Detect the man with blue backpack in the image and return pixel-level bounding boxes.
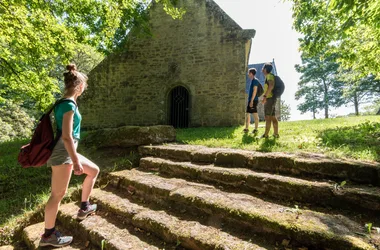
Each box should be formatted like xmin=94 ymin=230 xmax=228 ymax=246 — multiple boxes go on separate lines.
xmin=261 ymin=62 xmax=285 ymax=139
xmin=244 ymin=68 xmax=262 ymax=134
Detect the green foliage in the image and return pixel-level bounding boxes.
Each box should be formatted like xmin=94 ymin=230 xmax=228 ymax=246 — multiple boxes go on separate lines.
xmin=295 ymin=53 xmax=345 ymax=118
xmin=363 ymin=99 xmax=380 ymax=115
xmin=280 ymin=100 xmax=291 ymax=121
xmin=290 ymin=0 xmax=380 ymax=78
xmin=176 ymin=116 xmax=380 ymax=162
xmin=340 ymin=181 xmax=347 ymax=188
xmin=342 ymin=73 xmax=380 ymax=115
xmin=0 ymin=101 xmax=35 ymax=143
xmin=0 ymin=0 xmax=182 ymax=111
xmin=365 ymin=223 xmax=373 ymax=235
xmin=157 ymin=0 xmax=185 ymax=19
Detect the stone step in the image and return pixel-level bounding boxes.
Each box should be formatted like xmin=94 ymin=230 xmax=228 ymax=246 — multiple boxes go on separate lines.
xmin=139 ymin=144 xmax=380 ymax=186
xmin=139 ymin=157 xmax=380 ymax=213
xmin=57 ymin=203 xmax=160 ymax=250
xmin=108 ymin=169 xmax=376 ymax=250
xmin=90 ymin=188 xmax=269 ymax=250
xmin=0 ymin=246 xmax=14 ymax=250
xmin=22 ymin=222 xmax=91 ymax=249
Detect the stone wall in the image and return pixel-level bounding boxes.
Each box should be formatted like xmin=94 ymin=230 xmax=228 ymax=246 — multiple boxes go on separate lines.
xmin=80 ymin=0 xmax=255 ymax=129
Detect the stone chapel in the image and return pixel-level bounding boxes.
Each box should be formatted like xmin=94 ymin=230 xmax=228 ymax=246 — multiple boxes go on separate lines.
xmin=80 ymin=0 xmax=256 ymax=129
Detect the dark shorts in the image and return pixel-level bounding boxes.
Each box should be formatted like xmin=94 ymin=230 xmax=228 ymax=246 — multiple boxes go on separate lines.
xmin=246 ymin=100 xmax=258 ymax=114
xmin=264 ymin=97 xmax=277 ymax=116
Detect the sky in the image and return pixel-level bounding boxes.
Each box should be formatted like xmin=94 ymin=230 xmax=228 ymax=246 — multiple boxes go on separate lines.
xmin=213 ymin=0 xmax=356 ymax=120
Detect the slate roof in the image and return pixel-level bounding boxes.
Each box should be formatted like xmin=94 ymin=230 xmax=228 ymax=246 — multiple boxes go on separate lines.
xmin=246 ymin=60 xmax=278 ymax=93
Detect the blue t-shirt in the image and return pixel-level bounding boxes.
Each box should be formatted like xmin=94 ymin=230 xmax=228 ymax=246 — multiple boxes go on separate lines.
xmin=54 ymin=100 xmax=81 ymax=140
xmin=248 ymin=78 xmax=260 ymax=102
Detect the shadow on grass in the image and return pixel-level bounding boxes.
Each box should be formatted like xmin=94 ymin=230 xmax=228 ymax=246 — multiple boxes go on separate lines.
xmin=317 ymin=121 xmax=380 ymax=161
xmin=241 ymin=133 xmax=258 ymax=144
xmin=259 ymin=138 xmax=278 ymax=152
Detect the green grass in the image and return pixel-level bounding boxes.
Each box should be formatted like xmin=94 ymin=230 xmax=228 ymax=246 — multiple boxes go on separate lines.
xmin=0 ymin=115 xmax=379 ymax=245
xmin=0 ymin=139 xmax=87 ymax=245
xmin=0 ymin=138 xmax=135 ymax=245
xmin=176 ymin=116 xmax=380 ymax=162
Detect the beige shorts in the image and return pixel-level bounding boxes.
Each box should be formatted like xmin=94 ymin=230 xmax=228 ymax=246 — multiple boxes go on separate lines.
xmin=47 ymin=138 xmax=91 ymax=167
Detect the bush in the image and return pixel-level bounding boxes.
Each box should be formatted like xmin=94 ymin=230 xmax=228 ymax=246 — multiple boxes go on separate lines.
xmin=0 ymin=101 xmax=35 ymax=142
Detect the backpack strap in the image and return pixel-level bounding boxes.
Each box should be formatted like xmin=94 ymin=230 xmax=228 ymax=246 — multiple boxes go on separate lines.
xmin=46 ymin=99 xmax=77 ymax=116
xmin=265 ymin=73 xmax=275 ymax=84
xmin=46 ymin=99 xmax=78 ymax=144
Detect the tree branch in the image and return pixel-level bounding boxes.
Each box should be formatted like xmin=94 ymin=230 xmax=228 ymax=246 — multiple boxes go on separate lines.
xmin=0 ymin=57 xmax=26 ymax=85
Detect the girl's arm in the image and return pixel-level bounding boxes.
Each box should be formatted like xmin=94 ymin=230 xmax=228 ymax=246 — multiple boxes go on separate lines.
xmin=61 ymin=111 xmax=83 ymax=175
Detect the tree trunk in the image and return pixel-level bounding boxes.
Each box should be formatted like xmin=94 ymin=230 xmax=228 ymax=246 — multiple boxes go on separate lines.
xmin=377 ymin=107 xmax=380 ymax=115
xmin=322 ymin=79 xmax=329 ymax=118
xmin=353 ymin=91 xmax=359 ymax=116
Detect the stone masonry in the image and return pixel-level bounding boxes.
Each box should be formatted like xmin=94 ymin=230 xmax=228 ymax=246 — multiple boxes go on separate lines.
xmin=80 ymin=0 xmax=255 ymax=129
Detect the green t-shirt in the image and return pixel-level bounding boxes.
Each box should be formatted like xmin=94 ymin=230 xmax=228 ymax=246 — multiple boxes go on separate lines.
xmin=264 ymin=73 xmax=275 ymax=99
xmin=54 ymin=100 xmax=81 ymax=140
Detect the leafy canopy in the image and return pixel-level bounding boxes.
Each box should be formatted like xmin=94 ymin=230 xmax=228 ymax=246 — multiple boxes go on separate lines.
xmin=290 ymin=0 xmax=380 ymax=78
xmin=0 ymin=0 xmax=182 ymax=111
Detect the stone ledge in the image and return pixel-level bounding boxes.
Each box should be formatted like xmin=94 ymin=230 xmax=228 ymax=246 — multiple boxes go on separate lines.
xmin=139 ymin=157 xmax=380 ymax=213
xmin=90 ymin=189 xmax=266 ymax=250
xmin=22 ymin=222 xmax=85 ymax=249
xmin=0 ymin=246 xmax=14 ymax=250
xmin=83 ymin=125 xmax=176 ymax=148
xmin=58 ymin=203 xmax=158 ymax=250
xmin=109 ymin=169 xmax=375 ymax=250
xmin=139 ymin=144 xmax=380 ymax=186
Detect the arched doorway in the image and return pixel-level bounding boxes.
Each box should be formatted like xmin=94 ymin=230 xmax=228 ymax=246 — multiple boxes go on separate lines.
xmin=169 ymin=86 xmax=189 ymax=128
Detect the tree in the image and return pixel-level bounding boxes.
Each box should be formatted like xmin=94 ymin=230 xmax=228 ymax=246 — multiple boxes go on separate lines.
xmin=295 ymin=83 xmax=320 ymax=119
xmin=342 ymin=74 xmax=380 ymax=115
xmin=0 ymin=0 xmax=182 ymax=112
xmin=0 ymin=101 xmax=35 ymax=142
xmin=295 ymin=53 xmax=345 ymax=119
xmin=280 ymin=100 xmax=291 ymax=121
xmin=290 ymin=0 xmax=380 ymax=79
xmin=363 ymin=99 xmax=380 ymax=115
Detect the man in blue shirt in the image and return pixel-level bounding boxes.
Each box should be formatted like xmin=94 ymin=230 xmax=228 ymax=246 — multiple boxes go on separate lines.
xmin=244 ymin=68 xmax=260 ymax=134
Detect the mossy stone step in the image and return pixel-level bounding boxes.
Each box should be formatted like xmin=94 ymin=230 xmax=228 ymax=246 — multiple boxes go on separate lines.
xmin=57 ymin=203 xmax=159 ymax=250
xmin=139 ymin=157 xmax=380 ymax=212
xmin=139 ymin=145 xmax=380 ymax=185
xmin=109 ymin=169 xmax=375 ymax=250
xmin=0 ymin=246 xmax=14 ymax=250
xmin=22 ymin=222 xmax=90 ymax=249
xmin=90 ymin=188 xmax=268 ymax=250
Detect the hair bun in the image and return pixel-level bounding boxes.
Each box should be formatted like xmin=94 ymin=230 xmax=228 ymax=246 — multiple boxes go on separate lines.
xmin=66 ymin=64 xmax=77 ymax=71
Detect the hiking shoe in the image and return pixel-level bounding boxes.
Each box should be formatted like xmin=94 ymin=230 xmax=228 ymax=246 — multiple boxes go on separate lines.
xmin=77 ymin=204 xmax=97 ymax=221
xmin=252 ymin=129 xmax=258 ymax=134
xmin=273 ymin=134 xmax=280 ymax=138
xmin=39 ymin=231 xmax=73 ymax=247
xmin=243 ymin=128 xmax=249 ymax=133
xmin=260 ymin=134 xmax=269 ymax=139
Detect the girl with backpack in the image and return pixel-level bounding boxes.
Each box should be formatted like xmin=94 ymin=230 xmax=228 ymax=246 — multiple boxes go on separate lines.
xmin=39 ymin=64 xmax=100 ymax=247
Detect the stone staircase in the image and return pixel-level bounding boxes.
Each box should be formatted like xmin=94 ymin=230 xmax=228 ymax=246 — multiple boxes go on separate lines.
xmin=20 ymin=144 xmax=380 ymax=249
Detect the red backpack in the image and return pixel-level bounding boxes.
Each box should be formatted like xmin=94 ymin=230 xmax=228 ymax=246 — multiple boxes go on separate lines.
xmin=18 ymin=99 xmax=76 ymax=168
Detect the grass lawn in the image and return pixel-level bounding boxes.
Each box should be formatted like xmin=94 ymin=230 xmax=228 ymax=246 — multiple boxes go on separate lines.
xmin=177 ymin=116 xmax=380 ymax=162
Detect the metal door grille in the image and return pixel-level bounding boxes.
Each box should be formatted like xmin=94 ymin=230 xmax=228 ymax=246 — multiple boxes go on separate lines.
xmin=169 ymin=86 xmax=189 ymax=128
